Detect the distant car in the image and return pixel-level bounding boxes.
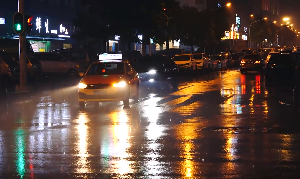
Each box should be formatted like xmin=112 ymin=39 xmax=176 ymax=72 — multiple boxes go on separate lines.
xmin=78 ymin=59 xmax=139 ymax=107
xmin=240 ymin=54 xmax=264 ymax=73
xmin=209 ymin=55 xmax=224 ymax=70
xmin=265 ymin=53 xmax=300 ymax=79
xmin=0 ymin=52 xmax=20 ymax=81
xmin=210 ymin=55 xmax=227 ymax=70
xmin=192 ymin=53 xmax=205 ymax=69
xmin=133 ymin=55 xmax=177 ymax=82
xmin=11 ymin=53 xmax=42 ymax=77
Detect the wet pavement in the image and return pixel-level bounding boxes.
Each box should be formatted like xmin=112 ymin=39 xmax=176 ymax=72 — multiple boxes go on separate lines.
xmin=1 ymin=69 xmax=300 ymax=178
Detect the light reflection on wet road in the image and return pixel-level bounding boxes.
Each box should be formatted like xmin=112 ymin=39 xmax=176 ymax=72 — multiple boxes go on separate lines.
xmin=1 ymin=69 xmax=300 ymax=178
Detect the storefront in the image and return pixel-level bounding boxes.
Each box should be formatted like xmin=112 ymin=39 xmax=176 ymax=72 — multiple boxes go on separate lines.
xmin=0 ymin=14 xmax=75 ymax=52
xmin=28 ymin=15 xmax=74 ymax=51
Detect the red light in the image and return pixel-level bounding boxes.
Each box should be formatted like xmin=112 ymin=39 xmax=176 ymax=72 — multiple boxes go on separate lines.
xmin=163 ymin=8 xmax=166 ymax=11
xmin=241 ymin=60 xmax=245 ymax=64
xmin=102 ymin=69 xmax=105 ymax=72
xmin=27 ymin=16 xmax=33 ymax=24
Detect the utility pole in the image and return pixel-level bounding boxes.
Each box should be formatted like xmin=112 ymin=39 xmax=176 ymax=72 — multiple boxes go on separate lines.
xmin=19 ymin=0 xmax=27 ymax=87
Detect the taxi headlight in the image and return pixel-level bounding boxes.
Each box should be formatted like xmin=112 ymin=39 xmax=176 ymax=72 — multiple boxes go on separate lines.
xmin=113 ymin=81 xmax=126 ymax=87
xmin=78 ymin=83 xmax=87 ymax=89
xmin=147 ymin=69 xmax=156 ymax=74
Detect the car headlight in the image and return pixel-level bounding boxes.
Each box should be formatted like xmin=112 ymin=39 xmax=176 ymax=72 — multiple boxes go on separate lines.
xmin=113 ymin=81 xmax=126 ymax=87
xmin=78 ymin=83 xmax=87 ymax=89
xmin=147 ymin=69 xmax=156 ymax=74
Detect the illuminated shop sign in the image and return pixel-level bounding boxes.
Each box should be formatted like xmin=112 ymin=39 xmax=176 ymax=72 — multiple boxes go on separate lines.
xmin=0 ymin=18 xmax=5 ymax=24
xmin=35 ymin=16 xmax=70 ymax=36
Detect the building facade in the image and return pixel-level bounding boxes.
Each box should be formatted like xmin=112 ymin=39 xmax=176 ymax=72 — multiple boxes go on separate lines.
xmin=0 ymin=0 xmax=82 ymax=52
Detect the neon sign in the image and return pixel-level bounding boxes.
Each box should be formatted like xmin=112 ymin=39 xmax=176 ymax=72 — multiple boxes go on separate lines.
xmin=45 ymin=19 xmax=49 ymax=33
xmin=36 ymin=17 xmax=41 ymax=33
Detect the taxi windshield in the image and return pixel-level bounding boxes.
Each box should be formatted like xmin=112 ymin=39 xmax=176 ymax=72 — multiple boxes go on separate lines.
xmin=87 ymin=62 xmax=124 ymax=75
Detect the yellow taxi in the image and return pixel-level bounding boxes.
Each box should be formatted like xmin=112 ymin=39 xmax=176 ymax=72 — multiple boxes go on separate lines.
xmin=78 ymin=59 xmax=139 ymax=107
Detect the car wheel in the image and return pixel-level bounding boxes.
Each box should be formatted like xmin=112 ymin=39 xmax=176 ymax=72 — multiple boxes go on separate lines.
xmin=79 ymin=101 xmax=86 ymax=108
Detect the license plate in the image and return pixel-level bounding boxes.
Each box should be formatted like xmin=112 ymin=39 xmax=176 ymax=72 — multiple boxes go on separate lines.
xmin=93 ymin=90 xmax=106 ymax=95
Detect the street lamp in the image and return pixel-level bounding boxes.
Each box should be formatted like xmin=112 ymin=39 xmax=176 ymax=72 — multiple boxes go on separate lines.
xmin=283 ymin=17 xmax=290 ymax=21
xmin=250 ymin=14 xmax=254 ymax=17
xmin=273 ymin=21 xmax=277 ymax=23
xmin=263 ymin=17 xmax=267 ymax=20
xmin=226 ymin=2 xmax=231 ymax=7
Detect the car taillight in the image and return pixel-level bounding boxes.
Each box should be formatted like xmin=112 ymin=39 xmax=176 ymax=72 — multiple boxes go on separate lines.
xmin=241 ymin=60 xmax=245 ymax=64
xmin=255 ymin=60 xmax=260 ymax=63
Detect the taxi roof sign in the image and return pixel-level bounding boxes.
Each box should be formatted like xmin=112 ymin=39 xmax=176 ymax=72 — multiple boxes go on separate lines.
xmin=99 ymin=53 xmax=122 ymax=60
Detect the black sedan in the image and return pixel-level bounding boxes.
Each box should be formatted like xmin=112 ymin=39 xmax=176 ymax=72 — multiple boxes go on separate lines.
xmin=265 ymin=53 xmax=300 ymax=79
xmin=132 ymin=55 xmax=177 ymax=82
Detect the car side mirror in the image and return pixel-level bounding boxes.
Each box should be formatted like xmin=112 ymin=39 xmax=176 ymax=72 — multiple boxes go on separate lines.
xmin=79 ymin=72 xmax=84 ymax=77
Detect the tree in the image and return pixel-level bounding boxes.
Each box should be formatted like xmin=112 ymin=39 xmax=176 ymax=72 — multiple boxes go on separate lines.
xmin=73 ymin=0 xmax=117 ymax=53
xmin=249 ymin=15 xmax=278 ymax=45
xmin=278 ymin=26 xmax=297 ymax=46
xmin=177 ymin=6 xmax=203 ymax=53
xmin=155 ymin=0 xmax=181 ymax=49
xmin=206 ymin=6 xmax=230 ymax=45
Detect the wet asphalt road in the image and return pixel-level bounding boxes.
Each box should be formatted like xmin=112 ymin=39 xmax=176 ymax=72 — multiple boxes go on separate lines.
xmin=1 ymin=69 xmax=300 ymax=179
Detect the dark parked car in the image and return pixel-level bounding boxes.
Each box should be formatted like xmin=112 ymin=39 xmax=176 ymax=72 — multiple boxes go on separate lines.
xmin=133 ymin=55 xmax=177 ymax=82
xmin=240 ymin=54 xmax=264 ymax=73
xmin=265 ymin=53 xmax=300 ymax=79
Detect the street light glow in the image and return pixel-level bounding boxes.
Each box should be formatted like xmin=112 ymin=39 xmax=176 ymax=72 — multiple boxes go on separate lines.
xmin=273 ymin=21 xmax=277 ymax=23
xmin=263 ymin=17 xmax=267 ymax=20
xmin=283 ymin=17 xmax=290 ymax=21
xmin=250 ymin=14 xmax=254 ymax=17
xmin=226 ymin=2 xmax=231 ymax=7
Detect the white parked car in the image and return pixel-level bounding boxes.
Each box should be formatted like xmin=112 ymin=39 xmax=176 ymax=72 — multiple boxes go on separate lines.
xmin=173 ymin=54 xmax=196 ymax=71
xmin=34 ymin=52 xmax=79 ymax=76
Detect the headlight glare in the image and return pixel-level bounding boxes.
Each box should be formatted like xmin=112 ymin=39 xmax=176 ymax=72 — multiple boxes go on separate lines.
xmin=113 ymin=81 xmax=126 ymax=87
xmin=78 ymin=83 xmax=87 ymax=89
xmin=147 ymin=69 xmax=156 ymax=74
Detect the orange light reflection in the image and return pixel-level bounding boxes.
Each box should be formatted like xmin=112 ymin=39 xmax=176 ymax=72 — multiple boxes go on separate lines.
xmin=74 ymin=112 xmax=92 ymax=173
xmin=110 ymin=111 xmax=133 ymax=175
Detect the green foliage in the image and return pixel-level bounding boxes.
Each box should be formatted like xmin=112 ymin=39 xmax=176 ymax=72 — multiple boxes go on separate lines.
xmin=177 ymin=5 xmax=230 ymax=49
xmin=73 ymin=0 xmax=231 ymax=51
xmin=249 ymin=14 xmax=296 ymax=46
